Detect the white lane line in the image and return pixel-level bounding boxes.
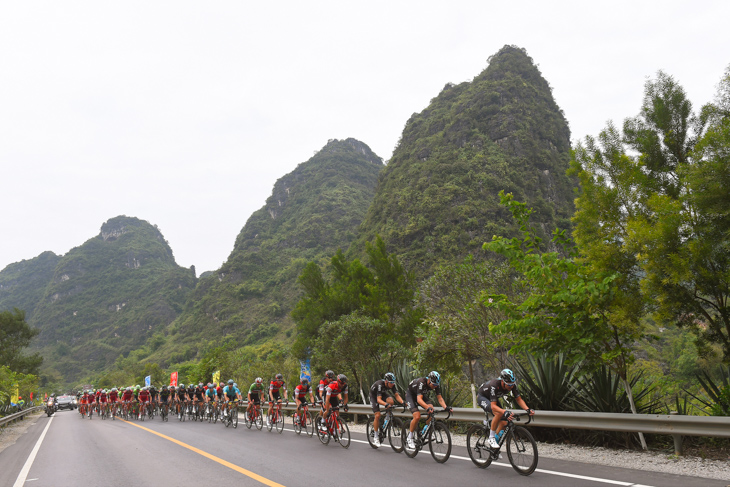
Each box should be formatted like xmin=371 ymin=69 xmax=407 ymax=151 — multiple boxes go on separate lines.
xmin=13 ymin=415 xmax=54 ymax=487
xmin=281 ymin=427 xmax=654 ymax=486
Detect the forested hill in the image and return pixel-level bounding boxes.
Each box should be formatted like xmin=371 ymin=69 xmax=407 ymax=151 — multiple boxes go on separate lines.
xmin=355 ymin=45 xmax=576 ymax=276
xmin=0 ymin=251 xmax=60 ymax=322
xmin=25 ymin=216 xmax=196 ymax=382
xmin=159 ymin=138 xmax=383 ymax=360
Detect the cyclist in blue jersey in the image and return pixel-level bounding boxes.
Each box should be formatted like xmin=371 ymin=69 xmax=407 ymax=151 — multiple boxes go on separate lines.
xmin=222 ymin=379 xmax=239 ymax=418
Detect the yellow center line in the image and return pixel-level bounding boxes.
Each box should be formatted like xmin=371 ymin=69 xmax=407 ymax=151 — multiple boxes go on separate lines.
xmin=121 ymin=419 xmax=285 ymax=487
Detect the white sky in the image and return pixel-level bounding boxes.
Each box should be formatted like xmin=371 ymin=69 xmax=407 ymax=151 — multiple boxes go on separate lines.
xmin=1 ymin=1 xmax=728 ymax=274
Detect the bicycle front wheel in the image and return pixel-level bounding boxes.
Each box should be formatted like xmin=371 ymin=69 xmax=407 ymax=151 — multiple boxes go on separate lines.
xmin=429 ymin=421 xmax=452 ymax=463
xmin=402 ymin=424 xmax=419 ymax=458
xmin=245 ymin=409 xmax=253 ymax=429
xmin=336 ymin=420 xmax=350 ymax=449
xmin=293 ymin=413 xmax=302 ymax=435
xmin=506 ymin=425 xmax=538 ymax=476
xmin=232 ymin=409 xmax=238 ymax=428
xmin=255 ymin=411 xmax=263 ymax=430
xmin=366 ymin=418 xmax=377 ymax=449
xmin=317 ymin=417 xmax=330 ymax=445
xmin=304 ymin=411 xmax=315 ymax=437
xmin=275 ymin=412 xmax=284 ymax=434
xmin=466 ymin=424 xmax=493 ymax=468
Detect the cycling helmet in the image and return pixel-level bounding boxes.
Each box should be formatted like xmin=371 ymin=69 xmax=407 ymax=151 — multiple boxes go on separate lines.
xmin=111 ymin=388 xmax=117 ymax=392
xmin=428 ymin=371 xmax=441 ymax=386
xmin=337 ymin=374 xmax=348 ymax=384
xmin=227 ymin=379 xmax=234 ymax=385
xmin=275 ymin=373 xmax=283 ymax=381
xmin=301 ymin=378 xmax=309 ymax=386
xmin=255 ymin=377 xmax=263 ymax=384
xmin=384 ymin=372 xmax=396 ymax=383
xmin=325 ymin=370 xmax=335 ymax=380
xmin=135 ymin=385 xmax=140 ymax=389
xmin=219 ymin=382 xmax=225 ymax=387
xmin=179 ymin=383 xmax=185 ymax=388
xmin=500 ymin=368 xmax=516 ymax=385
xmin=198 ymin=383 xmax=203 ymax=387
xmin=207 ymin=383 xmax=213 ymax=388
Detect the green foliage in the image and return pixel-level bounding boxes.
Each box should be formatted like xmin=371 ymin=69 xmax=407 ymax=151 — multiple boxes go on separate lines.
xmin=484 ymin=192 xmax=643 ymax=382
xmin=356 ymin=45 xmax=576 ymax=277
xmin=0 ymin=308 xmax=43 ymax=375
xmin=417 ymin=255 xmax=517 ymax=381
xmin=691 ymin=366 xmax=730 ymax=416
xmin=511 ymin=353 xmax=580 ymax=412
xmin=0 ymin=366 xmax=38 ymax=411
xmin=571 ymin=68 xmax=730 ymax=361
xmin=0 ymin=251 xmax=60 ymax=322
xmin=292 ymin=236 xmax=420 ymax=359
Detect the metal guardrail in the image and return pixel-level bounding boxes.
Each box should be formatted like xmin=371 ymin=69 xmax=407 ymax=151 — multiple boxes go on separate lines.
xmin=0 ymin=406 xmax=43 ymax=428
xmin=251 ymin=402 xmax=730 ymax=438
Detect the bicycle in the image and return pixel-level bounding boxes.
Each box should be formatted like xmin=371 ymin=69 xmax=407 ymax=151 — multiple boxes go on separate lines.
xmin=367 ymin=404 xmax=406 ymax=452
xmin=293 ymin=401 xmax=315 ymax=437
xmin=205 ymin=402 xmax=217 ymax=423
xmin=178 ymin=400 xmax=187 ymax=422
xmin=317 ymin=405 xmax=350 ymax=448
xmin=267 ymin=401 xmax=286 ymax=434
xmin=223 ymin=400 xmax=239 ymax=428
xmin=401 ymin=408 xmax=452 ymax=463
xmin=159 ymin=401 xmax=169 ymax=422
xmin=245 ymin=403 xmax=264 ymax=430
xmin=467 ymin=412 xmax=538 ymax=476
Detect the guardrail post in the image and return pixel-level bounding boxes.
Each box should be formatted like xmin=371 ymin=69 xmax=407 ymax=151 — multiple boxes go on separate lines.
xmin=669 ymin=411 xmax=683 ymax=456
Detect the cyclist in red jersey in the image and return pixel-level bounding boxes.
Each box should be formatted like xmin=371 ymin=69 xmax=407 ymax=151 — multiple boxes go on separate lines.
xmin=320 ymin=374 xmax=349 ymax=433
xmin=138 ymin=387 xmax=151 ymax=419
xmin=293 ymin=378 xmax=315 ymax=426
xmin=267 ymin=373 xmax=287 ymax=428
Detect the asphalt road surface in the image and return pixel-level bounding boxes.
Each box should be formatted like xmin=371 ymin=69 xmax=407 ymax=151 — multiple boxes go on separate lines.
xmin=1 ymin=409 xmax=725 ymax=487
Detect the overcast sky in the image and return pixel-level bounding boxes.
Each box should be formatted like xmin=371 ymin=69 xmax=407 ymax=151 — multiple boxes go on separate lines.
xmin=1 ymin=1 xmax=728 ymax=274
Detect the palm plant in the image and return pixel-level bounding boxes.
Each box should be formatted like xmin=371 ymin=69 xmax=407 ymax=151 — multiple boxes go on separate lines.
xmin=690 ymin=366 xmax=730 ymax=416
xmin=511 ymin=353 xmax=580 ymax=411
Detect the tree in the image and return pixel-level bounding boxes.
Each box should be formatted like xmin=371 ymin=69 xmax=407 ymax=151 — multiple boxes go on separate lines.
xmin=417 ymin=256 xmax=517 ymax=406
xmin=0 ymin=309 xmax=43 ymax=375
xmin=571 ymin=69 xmax=730 ymax=362
xmin=484 ymin=192 xmax=648 ymax=448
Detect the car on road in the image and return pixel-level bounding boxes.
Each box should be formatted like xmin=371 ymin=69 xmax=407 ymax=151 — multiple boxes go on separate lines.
xmin=56 ymin=395 xmax=76 ymax=410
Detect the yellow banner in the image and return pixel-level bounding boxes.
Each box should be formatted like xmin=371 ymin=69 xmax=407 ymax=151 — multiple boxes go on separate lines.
xmin=212 ymin=370 xmax=220 ymax=385
xmin=12 ymin=384 xmax=19 ymax=404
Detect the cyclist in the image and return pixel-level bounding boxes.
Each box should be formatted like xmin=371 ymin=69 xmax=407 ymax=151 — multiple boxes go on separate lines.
xmin=222 ymin=380 xmax=238 ymax=418
xmin=293 ymin=378 xmax=315 ymax=426
xmin=405 ymin=371 xmax=451 ymax=449
xmin=216 ymin=382 xmax=225 ymax=403
xmin=317 ymin=370 xmax=335 ymax=403
xmin=158 ymin=385 xmax=172 ymax=415
xmin=121 ymin=387 xmax=134 ymax=416
xmin=204 ymin=382 xmax=218 ymax=417
xmin=138 ymin=387 xmax=151 ymax=419
xmin=98 ymin=389 xmax=108 ymax=415
xmin=267 ymin=374 xmax=287 ymax=428
xmin=478 ymin=368 xmax=534 ymax=449
xmin=320 ymin=374 xmax=349 ymax=434
xmin=247 ymin=377 xmax=265 ymax=419
xmin=148 ymin=384 xmax=158 ymax=406
xmin=370 ymin=372 xmax=405 ymax=448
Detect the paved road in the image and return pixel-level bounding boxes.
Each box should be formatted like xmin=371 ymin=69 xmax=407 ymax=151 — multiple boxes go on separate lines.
xmin=1 ymin=409 xmax=725 ymax=487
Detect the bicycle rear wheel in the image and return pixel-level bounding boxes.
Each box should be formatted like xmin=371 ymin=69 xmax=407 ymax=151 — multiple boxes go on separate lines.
xmin=317 ymin=417 xmax=330 ymax=445
xmin=366 ymin=418 xmax=378 ymax=449
xmin=255 ymin=410 xmax=263 ymax=430
xmin=232 ymin=408 xmax=238 ymax=428
xmin=429 ymin=420 xmax=452 ymax=463
xmin=388 ymin=417 xmax=404 ymax=453
xmin=466 ymin=424 xmax=493 ymax=468
xmin=402 ymin=424 xmax=419 ymax=458
xmin=506 ymin=425 xmax=538 ymax=476
xmin=293 ymin=413 xmax=302 ymax=435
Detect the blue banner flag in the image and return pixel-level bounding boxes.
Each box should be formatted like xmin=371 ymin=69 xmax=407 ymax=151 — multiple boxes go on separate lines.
xmin=145 ymin=375 xmax=151 ymax=387
xmin=300 ymin=359 xmax=311 ymax=382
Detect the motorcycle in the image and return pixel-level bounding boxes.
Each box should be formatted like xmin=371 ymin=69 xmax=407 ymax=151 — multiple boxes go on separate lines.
xmin=46 ymin=399 xmax=56 ymax=417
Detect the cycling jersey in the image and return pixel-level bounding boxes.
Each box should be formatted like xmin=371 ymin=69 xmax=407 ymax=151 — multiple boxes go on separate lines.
xmin=293 ymin=384 xmax=311 ymax=401
xmin=370 ymin=379 xmax=394 ymax=413
xmin=121 ymin=390 xmax=133 ymax=401
xmin=317 ymin=378 xmax=331 ymax=400
xmin=139 ymin=391 xmax=150 ymax=402
xmin=478 ymin=379 xmax=521 ymax=403
xmin=159 ymin=390 xmax=171 ymax=401
xmin=325 ymin=381 xmax=348 ymax=397
xmin=222 ymin=385 xmax=238 ymax=399
xmin=187 ymin=387 xmax=196 ymax=399
xmin=194 ymin=387 xmax=205 ymax=400
xmin=109 ymin=391 xmax=119 ymax=402
xmin=99 ymin=393 xmax=108 ymax=403
xmin=205 ymin=388 xmax=217 ymax=399
xmin=269 ymin=380 xmax=285 ymax=393
xmin=216 ymin=386 xmax=223 ymax=398
xmin=248 ymin=383 xmax=265 ymax=395
xmin=407 ymin=377 xmax=441 ymax=399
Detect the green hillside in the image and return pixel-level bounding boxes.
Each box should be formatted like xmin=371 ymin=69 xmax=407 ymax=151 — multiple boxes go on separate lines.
xmin=28 ymin=216 xmax=196 ymax=382
xmin=157 ymin=138 xmax=384 ymax=362
xmin=355 ymin=45 xmax=576 ymax=275
xmin=0 ymin=251 xmax=60 ymax=321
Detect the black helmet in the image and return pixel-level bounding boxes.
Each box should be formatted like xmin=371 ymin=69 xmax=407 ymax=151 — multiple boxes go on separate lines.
xmin=325 ymin=370 xmax=335 ymax=380
xmin=337 ymin=374 xmax=347 ymax=384
xmin=500 ymin=368 xmax=516 ymax=385
xmin=301 ymin=378 xmax=309 ymax=386
xmin=275 ymin=373 xmax=283 ymax=381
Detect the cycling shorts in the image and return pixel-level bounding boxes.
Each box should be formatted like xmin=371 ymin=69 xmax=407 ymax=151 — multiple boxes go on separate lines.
xmin=271 ymin=391 xmax=282 ymax=401
xmin=405 ymin=390 xmax=432 ymax=413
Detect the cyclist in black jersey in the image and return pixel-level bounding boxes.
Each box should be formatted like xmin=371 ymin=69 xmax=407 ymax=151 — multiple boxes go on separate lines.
xmin=477 ymin=368 xmax=534 ymax=449
xmin=405 ymin=371 xmax=451 ymax=449
xmin=369 ymin=372 xmax=404 ymax=448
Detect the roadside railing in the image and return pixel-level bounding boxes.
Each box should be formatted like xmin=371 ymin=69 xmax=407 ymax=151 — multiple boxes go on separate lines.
xmin=237 ymin=401 xmax=730 ymax=455
xmin=0 ymin=406 xmax=43 ymax=428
